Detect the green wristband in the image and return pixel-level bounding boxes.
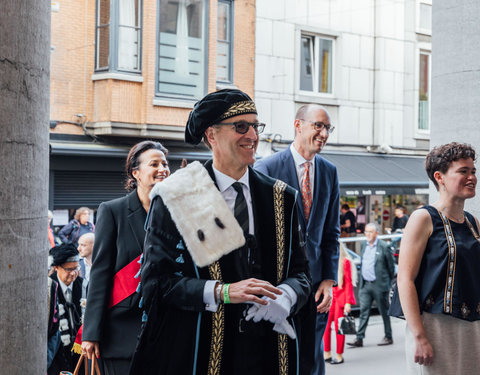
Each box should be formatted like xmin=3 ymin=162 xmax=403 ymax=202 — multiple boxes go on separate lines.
xmin=223 ymin=283 xmax=231 ymax=304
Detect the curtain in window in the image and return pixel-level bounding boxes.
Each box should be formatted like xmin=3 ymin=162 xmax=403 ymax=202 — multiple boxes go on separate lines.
xmin=157 ymin=0 xmax=204 ymax=98
xmin=118 ymin=0 xmax=138 ymax=70
xmin=175 ymin=0 xmax=189 ymax=76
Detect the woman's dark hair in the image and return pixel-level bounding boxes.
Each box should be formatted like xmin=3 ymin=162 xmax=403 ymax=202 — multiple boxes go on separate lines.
xmin=125 ymin=141 xmax=168 ymax=191
xmin=341 ymin=203 xmax=350 ymax=211
xmin=425 ymin=142 xmax=476 ymax=190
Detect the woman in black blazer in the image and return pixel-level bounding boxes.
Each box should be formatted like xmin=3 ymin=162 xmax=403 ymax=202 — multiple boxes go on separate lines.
xmin=81 ymin=141 xmax=170 ymax=374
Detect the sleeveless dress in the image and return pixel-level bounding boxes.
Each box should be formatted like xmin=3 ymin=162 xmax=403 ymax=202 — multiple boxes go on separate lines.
xmin=406 ymin=205 xmax=480 ymax=374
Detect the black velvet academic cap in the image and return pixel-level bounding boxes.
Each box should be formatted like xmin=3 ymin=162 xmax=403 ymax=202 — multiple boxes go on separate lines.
xmin=50 ymin=243 xmax=80 ymax=266
xmin=185 ymin=89 xmax=257 ymax=145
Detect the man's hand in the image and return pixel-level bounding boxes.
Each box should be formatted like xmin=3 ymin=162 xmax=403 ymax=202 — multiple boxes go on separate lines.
xmin=315 ymin=280 xmax=335 ymax=313
xmin=224 ymin=278 xmax=282 ymax=305
xmin=82 ymin=341 xmax=100 ymax=360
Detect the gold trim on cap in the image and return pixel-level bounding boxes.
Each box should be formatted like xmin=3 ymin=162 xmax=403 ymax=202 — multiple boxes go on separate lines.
xmin=218 ymin=101 xmax=257 ymax=121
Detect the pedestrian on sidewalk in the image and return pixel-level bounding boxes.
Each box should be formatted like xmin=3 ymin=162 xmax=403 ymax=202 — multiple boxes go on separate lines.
xmin=396 ymin=142 xmax=480 ymax=374
xmin=347 ymin=222 xmax=395 ymax=348
xmin=324 ymin=243 xmax=356 ymax=364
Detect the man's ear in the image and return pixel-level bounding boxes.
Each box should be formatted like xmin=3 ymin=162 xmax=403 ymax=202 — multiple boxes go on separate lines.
xmin=205 ymin=127 xmax=216 ymax=146
xmin=294 ymin=119 xmax=302 ymax=134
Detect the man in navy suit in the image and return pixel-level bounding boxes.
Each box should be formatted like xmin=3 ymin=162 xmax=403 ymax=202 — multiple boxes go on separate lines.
xmin=255 ymin=104 xmax=340 ymax=375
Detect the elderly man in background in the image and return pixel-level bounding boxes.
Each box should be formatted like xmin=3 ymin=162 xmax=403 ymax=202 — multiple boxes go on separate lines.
xmin=347 ymin=223 xmax=395 ymax=348
xmin=78 ymin=232 xmax=94 ymax=282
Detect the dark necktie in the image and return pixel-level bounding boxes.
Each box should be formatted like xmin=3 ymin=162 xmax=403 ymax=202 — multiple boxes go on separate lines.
xmin=232 ymin=182 xmax=249 ymax=234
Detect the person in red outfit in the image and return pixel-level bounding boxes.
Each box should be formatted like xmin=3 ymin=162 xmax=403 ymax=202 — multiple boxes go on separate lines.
xmin=323 ymin=243 xmax=357 ymax=364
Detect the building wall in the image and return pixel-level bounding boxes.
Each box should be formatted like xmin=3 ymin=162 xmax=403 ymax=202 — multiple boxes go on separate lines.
xmin=431 ymin=0 xmax=480 ymax=215
xmin=50 ymin=0 xmax=256 ymax=139
xmin=255 ymin=0 xmax=431 ymax=153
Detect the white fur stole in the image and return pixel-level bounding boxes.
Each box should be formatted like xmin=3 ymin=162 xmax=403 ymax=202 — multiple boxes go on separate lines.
xmin=149 ymin=161 xmax=245 ymax=268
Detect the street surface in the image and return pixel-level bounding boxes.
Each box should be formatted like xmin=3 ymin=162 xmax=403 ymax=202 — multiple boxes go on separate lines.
xmin=325 ymin=315 xmax=407 ymax=375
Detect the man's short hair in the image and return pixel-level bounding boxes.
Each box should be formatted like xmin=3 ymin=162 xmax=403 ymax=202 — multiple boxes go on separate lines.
xmin=78 ymin=232 xmax=95 ymax=244
xmin=365 ymin=222 xmax=379 ymax=233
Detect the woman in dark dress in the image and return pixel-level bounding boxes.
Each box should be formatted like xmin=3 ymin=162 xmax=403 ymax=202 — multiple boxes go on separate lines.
xmin=397 ymin=142 xmax=480 ymax=374
xmin=81 ymin=141 xmax=170 ymax=374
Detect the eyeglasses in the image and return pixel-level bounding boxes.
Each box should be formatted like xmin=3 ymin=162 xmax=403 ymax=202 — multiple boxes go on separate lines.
xmin=299 ymin=119 xmax=335 ymax=134
xmin=215 ymin=121 xmax=266 ymax=134
xmin=60 ymin=265 xmax=80 ymax=273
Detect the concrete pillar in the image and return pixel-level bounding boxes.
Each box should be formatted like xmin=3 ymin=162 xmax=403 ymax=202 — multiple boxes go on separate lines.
xmin=431 ymin=1 xmax=480 ymax=214
xmin=0 ymin=0 xmax=50 ymax=372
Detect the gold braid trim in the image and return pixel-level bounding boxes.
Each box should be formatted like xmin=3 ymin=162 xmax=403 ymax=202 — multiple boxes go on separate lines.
xmin=217 ymin=101 xmax=257 ymax=121
xmin=207 ymin=261 xmax=224 ymax=375
xmin=273 ymin=180 xmax=288 ymax=375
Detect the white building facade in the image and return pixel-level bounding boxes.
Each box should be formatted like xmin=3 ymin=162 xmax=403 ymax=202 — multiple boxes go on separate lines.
xmin=255 ymin=0 xmax=433 ymax=230
xmin=255 ymin=0 xmax=432 ymax=154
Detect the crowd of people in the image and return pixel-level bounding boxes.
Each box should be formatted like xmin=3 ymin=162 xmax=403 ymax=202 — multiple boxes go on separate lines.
xmin=45 ymin=88 xmax=477 ymax=375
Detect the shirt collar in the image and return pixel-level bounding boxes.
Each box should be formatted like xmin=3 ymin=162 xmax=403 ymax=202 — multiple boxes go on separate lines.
xmin=212 ymin=165 xmax=250 ymax=193
xmin=290 ymin=144 xmax=315 ymax=167
xmin=57 ymin=277 xmax=72 ymax=295
xmin=367 ymin=238 xmax=378 ymax=248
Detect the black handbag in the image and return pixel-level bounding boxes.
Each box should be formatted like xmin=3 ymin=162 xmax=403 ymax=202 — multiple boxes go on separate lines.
xmin=337 ymin=314 xmax=357 ymax=335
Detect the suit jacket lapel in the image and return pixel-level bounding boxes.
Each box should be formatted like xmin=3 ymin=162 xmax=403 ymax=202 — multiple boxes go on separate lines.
xmin=127 ymin=190 xmax=147 ymax=253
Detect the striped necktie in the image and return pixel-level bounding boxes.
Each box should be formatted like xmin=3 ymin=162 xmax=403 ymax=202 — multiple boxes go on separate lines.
xmin=302 ymin=161 xmax=312 ymax=222
xmin=232 ymin=182 xmax=249 ymax=234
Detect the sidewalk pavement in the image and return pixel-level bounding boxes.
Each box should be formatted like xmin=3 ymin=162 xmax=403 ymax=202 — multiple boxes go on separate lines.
xmin=325 ymin=315 xmax=407 ymax=375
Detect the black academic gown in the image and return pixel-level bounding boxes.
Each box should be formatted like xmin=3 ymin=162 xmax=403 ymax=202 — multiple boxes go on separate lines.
xmin=48 ymin=274 xmax=84 ymax=375
xmin=130 ymin=162 xmax=314 ymax=375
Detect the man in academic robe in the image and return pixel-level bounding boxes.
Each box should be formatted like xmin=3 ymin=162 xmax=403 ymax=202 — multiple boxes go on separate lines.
xmin=48 ymin=243 xmax=87 ymax=375
xmin=130 ymin=89 xmax=314 ymax=375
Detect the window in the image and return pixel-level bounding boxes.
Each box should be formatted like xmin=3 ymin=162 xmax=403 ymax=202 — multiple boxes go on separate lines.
xmin=95 ymin=0 xmax=142 ymax=73
xmin=418 ymin=52 xmax=430 ymax=131
xmin=299 ymin=34 xmax=333 ymax=94
xmin=216 ymin=0 xmax=233 ymax=83
xmin=156 ymin=0 xmax=206 ymax=99
xmin=417 ymin=0 xmax=432 ymax=35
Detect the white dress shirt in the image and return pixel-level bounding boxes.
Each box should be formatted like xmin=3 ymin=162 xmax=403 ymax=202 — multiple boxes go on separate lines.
xmin=290 ymin=144 xmax=315 ymax=192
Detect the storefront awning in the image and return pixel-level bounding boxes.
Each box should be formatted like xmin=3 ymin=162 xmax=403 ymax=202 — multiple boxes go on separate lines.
xmin=321 ymin=152 xmax=429 ymax=196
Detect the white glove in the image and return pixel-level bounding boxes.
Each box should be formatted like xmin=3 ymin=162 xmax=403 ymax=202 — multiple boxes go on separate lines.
xmin=245 ymin=286 xmax=293 ymax=324
xmin=273 ymin=320 xmax=296 ymax=340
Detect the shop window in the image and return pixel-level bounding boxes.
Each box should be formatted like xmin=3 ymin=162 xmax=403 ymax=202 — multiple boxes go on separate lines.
xmin=418 ymin=52 xmax=430 ymax=131
xmin=156 ymin=0 xmax=206 ymax=99
xmin=95 ymin=0 xmax=142 ymax=73
xmin=299 ymin=34 xmax=333 ymax=94
xmin=216 ymin=0 xmax=233 ymax=83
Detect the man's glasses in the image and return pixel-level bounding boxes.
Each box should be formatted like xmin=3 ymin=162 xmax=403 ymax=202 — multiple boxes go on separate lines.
xmin=60 ymin=265 xmax=80 ymax=273
xmin=299 ymin=119 xmax=335 ymax=134
xmin=215 ymin=121 xmax=266 ymax=134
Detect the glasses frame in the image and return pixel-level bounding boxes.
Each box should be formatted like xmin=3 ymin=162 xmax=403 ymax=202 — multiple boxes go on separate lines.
xmin=59 ymin=265 xmax=81 ymax=273
xmin=299 ymin=119 xmax=335 ymax=134
xmin=215 ymin=121 xmax=266 ymax=135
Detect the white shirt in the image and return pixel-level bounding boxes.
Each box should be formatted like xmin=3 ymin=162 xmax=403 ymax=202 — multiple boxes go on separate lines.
xmin=212 ymin=166 xmax=254 ymax=235
xmin=290 ymin=144 xmax=315 ymax=193
xmin=204 ymin=167 xmax=254 ymax=312
xmin=57 ymin=278 xmax=73 ymax=303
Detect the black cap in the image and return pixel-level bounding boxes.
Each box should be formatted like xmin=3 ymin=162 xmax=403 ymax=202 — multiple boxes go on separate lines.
xmin=185 ymin=89 xmax=257 ymax=145
xmin=49 ymin=243 xmax=80 ymax=266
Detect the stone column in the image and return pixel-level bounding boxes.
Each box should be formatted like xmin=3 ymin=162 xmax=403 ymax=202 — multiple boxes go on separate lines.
xmin=0 ymin=0 xmax=50 ymax=372
xmin=431 ymin=1 xmax=480 ymax=214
